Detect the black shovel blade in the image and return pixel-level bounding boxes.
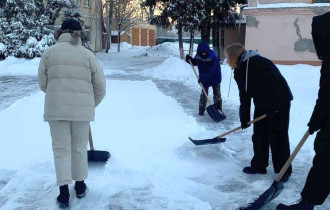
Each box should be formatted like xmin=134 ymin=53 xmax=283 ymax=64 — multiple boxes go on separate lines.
xmin=206 ymin=104 xmax=226 ymax=122
xmin=88 ymin=150 xmax=111 ymax=162
xmin=189 ymin=136 xmax=226 ymax=145
xmin=239 ymin=181 xmax=284 ymax=210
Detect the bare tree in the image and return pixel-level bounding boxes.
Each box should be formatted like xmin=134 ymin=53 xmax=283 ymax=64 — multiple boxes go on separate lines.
xmin=113 ymin=0 xmax=140 ymax=52
xmin=104 ymin=0 xmax=114 ymax=53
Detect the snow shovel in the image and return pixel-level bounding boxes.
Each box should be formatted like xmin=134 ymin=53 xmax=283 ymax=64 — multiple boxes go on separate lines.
xmin=239 ymin=129 xmax=310 ymax=210
xmin=189 ymin=114 xmax=267 ymax=145
xmin=188 ymin=59 xmax=226 ymax=122
xmin=87 ymin=126 xmax=111 ymax=162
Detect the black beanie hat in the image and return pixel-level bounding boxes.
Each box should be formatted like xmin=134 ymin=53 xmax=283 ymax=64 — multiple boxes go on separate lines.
xmin=61 ymin=19 xmax=82 ymax=31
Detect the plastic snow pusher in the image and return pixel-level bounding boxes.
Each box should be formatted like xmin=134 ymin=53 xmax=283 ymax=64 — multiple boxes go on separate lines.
xmin=87 ymin=126 xmax=110 ymax=162
xmin=189 ymin=114 xmax=267 ymax=145
xmin=239 ymin=129 xmax=310 ymax=210
xmin=188 ymin=59 xmax=226 ymax=122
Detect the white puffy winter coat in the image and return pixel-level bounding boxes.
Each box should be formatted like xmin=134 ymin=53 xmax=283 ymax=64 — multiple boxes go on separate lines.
xmin=38 ymin=33 xmax=106 ymax=121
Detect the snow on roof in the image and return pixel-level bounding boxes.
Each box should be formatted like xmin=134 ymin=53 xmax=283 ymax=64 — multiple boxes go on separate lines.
xmin=246 ymin=3 xmax=330 ymax=9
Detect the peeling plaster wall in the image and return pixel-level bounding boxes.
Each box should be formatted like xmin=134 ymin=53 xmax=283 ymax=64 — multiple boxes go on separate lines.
xmin=244 ymin=7 xmax=330 ymax=64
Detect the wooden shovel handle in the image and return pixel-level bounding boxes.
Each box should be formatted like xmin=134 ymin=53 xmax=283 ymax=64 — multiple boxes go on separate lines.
xmin=275 ymin=129 xmax=310 ymax=182
xmin=217 ymin=114 xmax=267 ymax=138
xmin=89 ymin=125 xmax=94 ymax=150
xmin=188 ymin=59 xmax=213 ymax=105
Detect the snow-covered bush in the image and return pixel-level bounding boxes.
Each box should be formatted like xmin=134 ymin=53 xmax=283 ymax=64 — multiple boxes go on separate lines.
xmin=0 ymin=0 xmax=75 ymax=60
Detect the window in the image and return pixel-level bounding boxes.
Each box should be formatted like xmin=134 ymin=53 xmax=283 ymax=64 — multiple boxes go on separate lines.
xmin=85 ymin=26 xmax=91 ymax=43
xmin=313 ymin=0 xmax=329 ymax=3
xmin=84 ymin=0 xmax=90 ymax=7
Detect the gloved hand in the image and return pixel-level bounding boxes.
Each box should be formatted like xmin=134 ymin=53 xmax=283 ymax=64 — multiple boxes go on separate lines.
xmin=266 ymin=110 xmax=279 ymax=118
xmin=186 ymin=54 xmax=193 ymax=63
xmin=239 ymin=105 xmax=250 ymax=130
xmin=308 ymin=111 xmax=322 ymax=135
xmin=241 ymin=122 xmax=250 ymax=130
xmin=308 ymin=128 xmax=315 ymax=135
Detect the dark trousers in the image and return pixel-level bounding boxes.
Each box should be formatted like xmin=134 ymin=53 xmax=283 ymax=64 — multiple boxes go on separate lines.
xmin=251 ymin=102 xmax=292 ymax=174
xmin=301 ymin=120 xmax=330 ymax=205
xmin=199 ymin=84 xmax=222 ymax=110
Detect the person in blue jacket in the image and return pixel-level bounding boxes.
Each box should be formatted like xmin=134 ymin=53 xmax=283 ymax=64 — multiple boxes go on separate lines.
xmin=185 ymin=42 xmax=222 ymax=115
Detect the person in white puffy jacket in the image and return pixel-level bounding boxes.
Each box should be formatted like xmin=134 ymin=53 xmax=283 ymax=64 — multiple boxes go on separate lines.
xmin=38 ymin=18 xmax=106 ymax=208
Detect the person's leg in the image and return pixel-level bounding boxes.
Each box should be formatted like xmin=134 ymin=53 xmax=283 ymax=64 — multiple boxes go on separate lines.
xmin=270 ymin=101 xmax=292 ymax=176
xmin=49 ymin=121 xmax=72 ymax=186
xmin=71 ymin=121 xmax=89 ymax=198
xmin=199 ymin=87 xmax=209 ymax=115
xmin=48 ymin=121 xmax=71 ymax=207
xmin=301 ymin=123 xmax=330 ymax=205
xmin=247 ymin=109 xmax=269 ymax=173
xmin=277 ymin=121 xmax=330 ymax=209
xmin=212 ymin=84 xmax=222 ymax=110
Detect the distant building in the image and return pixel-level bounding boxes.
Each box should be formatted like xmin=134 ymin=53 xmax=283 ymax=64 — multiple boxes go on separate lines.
xmin=43 ymin=0 xmax=156 ymax=52
xmin=243 ymin=0 xmax=330 ymax=65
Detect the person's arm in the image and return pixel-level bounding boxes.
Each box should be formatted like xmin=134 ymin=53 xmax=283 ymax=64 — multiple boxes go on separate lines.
xmin=38 ymin=52 xmax=48 ymax=93
xmin=90 ymin=55 xmax=106 ymax=107
xmin=239 ymin=91 xmax=252 ymax=129
xmin=308 ymin=67 xmax=330 ymax=134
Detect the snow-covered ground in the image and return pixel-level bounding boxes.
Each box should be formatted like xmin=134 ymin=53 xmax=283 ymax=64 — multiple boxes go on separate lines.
xmin=0 ymin=42 xmax=328 ymax=209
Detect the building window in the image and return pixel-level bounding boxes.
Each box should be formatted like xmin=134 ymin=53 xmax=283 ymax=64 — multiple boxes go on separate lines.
xmin=84 ymin=0 xmax=90 ymax=7
xmin=85 ymin=26 xmax=91 ymax=43
xmin=314 ymin=0 xmax=329 ymax=3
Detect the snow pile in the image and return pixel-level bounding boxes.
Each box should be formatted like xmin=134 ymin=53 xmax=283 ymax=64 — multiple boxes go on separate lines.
xmin=0 ymin=56 xmax=40 ymax=76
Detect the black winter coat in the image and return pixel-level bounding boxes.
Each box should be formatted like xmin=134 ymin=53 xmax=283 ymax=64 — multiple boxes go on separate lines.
xmin=234 ymin=51 xmax=293 ymax=124
xmin=308 ymin=12 xmax=330 ymax=132
xmin=311 ymin=12 xmax=330 ymax=61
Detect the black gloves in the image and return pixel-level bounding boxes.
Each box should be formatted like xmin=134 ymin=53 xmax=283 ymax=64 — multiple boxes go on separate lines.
xmin=307 ymin=113 xmax=322 ymax=135
xmin=186 ymin=54 xmax=193 ymax=63
xmin=239 ymin=105 xmax=250 ymax=130
xmin=241 ymin=122 xmax=251 ymax=130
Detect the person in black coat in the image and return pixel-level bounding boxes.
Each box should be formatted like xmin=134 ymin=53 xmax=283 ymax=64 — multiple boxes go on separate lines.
xmin=224 ymin=43 xmax=293 ymax=181
xmin=277 ymin=12 xmax=330 ymax=210
xmin=186 ymin=42 xmax=222 ymax=115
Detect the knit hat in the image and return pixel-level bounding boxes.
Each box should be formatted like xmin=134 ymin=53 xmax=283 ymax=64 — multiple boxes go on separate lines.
xmin=61 ymin=19 xmax=82 ymax=31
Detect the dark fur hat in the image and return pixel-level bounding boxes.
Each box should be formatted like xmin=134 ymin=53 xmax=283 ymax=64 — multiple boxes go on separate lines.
xmin=61 ymin=18 xmax=82 ymax=31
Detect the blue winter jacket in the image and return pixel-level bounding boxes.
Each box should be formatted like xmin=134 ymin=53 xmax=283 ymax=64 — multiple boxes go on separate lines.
xmin=190 ymin=42 xmax=221 ymax=88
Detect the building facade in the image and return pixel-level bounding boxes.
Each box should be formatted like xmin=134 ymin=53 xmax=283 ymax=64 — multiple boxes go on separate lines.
xmin=243 ymin=0 xmax=330 ymax=65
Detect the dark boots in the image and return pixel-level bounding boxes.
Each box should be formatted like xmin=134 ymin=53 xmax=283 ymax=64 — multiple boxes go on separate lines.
xmin=57 ymin=185 xmax=69 ymax=208
xmin=243 ymin=166 xmax=267 ymax=174
xmin=276 ymin=199 xmax=315 ymax=210
xmin=199 ymin=107 xmax=205 ymax=116
xmin=56 ymin=181 xmax=87 ymax=207
xmin=74 ymin=180 xmax=87 ymax=198
xmin=215 ymin=100 xmax=222 ymax=111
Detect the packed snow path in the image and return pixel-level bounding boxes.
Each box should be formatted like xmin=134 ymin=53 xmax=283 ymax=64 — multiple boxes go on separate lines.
xmin=0 ymin=45 xmax=329 ymax=209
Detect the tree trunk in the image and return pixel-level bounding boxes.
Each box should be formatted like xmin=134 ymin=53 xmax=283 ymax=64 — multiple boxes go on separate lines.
xmin=178 ymin=19 xmax=184 ymax=59
xmin=200 ymin=8 xmax=211 ymax=43
xmin=220 ymin=28 xmax=225 ymax=61
xmin=117 ymin=26 xmax=121 ymax=52
xmin=105 ymin=0 xmax=110 ymax=53
xmin=212 ymin=5 xmax=220 ymax=58
xmin=189 ymin=30 xmax=194 ymax=56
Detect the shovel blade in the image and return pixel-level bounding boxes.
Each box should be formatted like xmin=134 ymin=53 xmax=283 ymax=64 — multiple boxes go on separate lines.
xmin=88 ymin=150 xmax=111 ymax=162
xmin=239 ymin=181 xmax=284 ymax=210
xmin=206 ymin=104 xmax=226 ymax=122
